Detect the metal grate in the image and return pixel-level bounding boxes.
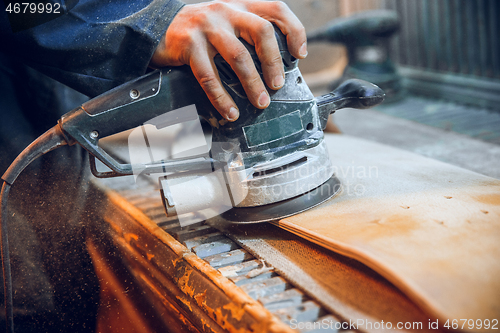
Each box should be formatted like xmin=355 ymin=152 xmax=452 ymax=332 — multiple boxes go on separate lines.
xmin=382 ymin=0 xmax=499 ymax=80
xmin=106 ymin=179 xmax=346 ymax=332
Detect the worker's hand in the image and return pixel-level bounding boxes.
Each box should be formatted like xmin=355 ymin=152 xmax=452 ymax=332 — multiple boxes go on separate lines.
xmin=150 ymin=0 xmax=307 ymax=121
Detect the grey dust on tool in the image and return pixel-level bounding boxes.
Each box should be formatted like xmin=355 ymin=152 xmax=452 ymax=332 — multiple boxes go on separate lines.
xmin=52 ymin=26 xmax=385 ymax=226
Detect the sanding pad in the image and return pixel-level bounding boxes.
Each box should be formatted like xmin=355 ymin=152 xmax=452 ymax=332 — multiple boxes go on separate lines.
xmin=220 ymin=175 xmax=342 ymax=224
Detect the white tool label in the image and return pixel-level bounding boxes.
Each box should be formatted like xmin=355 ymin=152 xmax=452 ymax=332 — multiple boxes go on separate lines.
xmin=159 ymin=170 xmax=234 ymax=227
xmin=243 ymin=110 xmax=303 ymax=147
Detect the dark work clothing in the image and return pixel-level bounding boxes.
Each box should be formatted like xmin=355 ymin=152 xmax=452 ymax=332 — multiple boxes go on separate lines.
xmin=1 ymin=0 xmax=184 ymax=331
xmin=1 ymin=0 xmax=185 ymax=98
xmin=0 ymin=55 xmax=97 ymax=333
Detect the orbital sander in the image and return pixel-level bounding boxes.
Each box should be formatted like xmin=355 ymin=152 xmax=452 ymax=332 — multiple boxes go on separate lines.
xmin=2 ymin=27 xmax=384 ymax=225
xmin=1 ymin=27 xmax=383 ymax=331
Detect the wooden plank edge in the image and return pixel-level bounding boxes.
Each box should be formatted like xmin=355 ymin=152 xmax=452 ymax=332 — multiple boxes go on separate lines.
xmin=92 ymin=179 xmax=294 ymax=333
xmin=272 ymin=220 xmax=446 ymax=327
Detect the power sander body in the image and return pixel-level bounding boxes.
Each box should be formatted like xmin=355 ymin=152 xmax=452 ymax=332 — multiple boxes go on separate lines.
xmin=0 ymin=26 xmax=386 ymax=333
xmin=58 ymin=29 xmax=385 ymax=223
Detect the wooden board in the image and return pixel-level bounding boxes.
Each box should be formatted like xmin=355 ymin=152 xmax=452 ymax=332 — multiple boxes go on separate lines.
xmin=275 ymin=134 xmax=500 ymax=332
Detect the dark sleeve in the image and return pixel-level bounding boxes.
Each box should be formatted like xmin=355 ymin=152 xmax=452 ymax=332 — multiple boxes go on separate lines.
xmin=0 ymin=0 xmax=185 ymax=97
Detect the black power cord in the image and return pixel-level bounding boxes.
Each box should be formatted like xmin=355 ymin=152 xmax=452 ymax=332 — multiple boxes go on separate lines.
xmin=0 ymin=124 xmax=69 ymax=333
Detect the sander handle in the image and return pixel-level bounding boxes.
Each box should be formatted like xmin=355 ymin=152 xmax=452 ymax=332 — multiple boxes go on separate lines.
xmin=316 ymin=79 xmax=385 ymax=130
xmin=58 ymin=66 xmax=219 ymax=177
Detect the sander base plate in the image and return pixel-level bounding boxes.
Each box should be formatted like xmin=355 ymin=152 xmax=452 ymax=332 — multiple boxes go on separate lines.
xmin=221 ymin=175 xmax=341 ymax=224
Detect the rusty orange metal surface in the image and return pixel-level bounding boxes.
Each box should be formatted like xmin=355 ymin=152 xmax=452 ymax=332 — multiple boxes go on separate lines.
xmin=92 ymin=181 xmax=294 ymax=333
